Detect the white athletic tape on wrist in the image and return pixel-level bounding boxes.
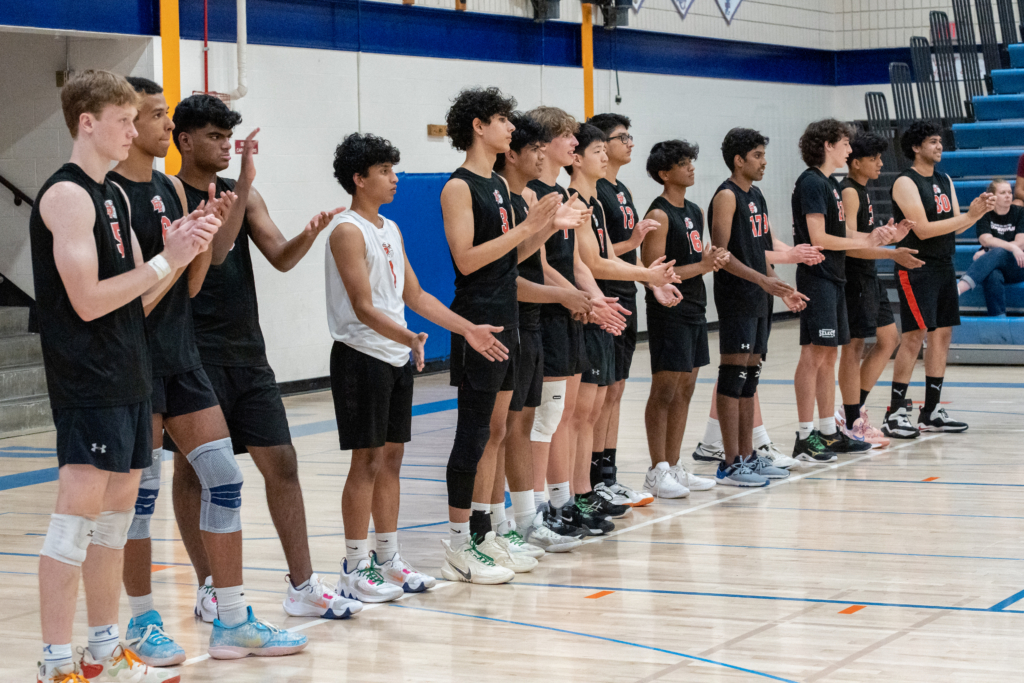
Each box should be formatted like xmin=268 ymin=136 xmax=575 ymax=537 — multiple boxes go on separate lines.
xmin=148 ymin=254 xmax=172 ymax=280
xmin=92 ymin=509 xmax=135 ymax=550
xmin=40 ymin=514 xmax=97 ymax=567
xmin=530 ymin=380 xmax=567 ymax=443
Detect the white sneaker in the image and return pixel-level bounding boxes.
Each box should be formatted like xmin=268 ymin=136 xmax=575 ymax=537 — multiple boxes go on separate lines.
xmin=692 ymin=441 xmax=725 ymax=463
xmin=756 ymin=442 xmax=800 ymax=469
xmin=476 ymin=530 xmax=539 ymax=573
xmin=670 ymin=463 xmax=716 ymax=491
xmin=440 ymin=535 xmax=515 ymax=584
xmin=520 ymin=511 xmax=581 ymax=553
xmin=79 ymin=645 xmax=179 ymax=682
xmin=282 ymin=572 xmax=361 ymax=618
xmin=643 ymin=461 xmax=690 ymax=499
xmin=607 ymin=480 xmax=654 ymax=507
xmin=593 ymin=481 xmax=631 ymax=507
xmin=336 ymin=558 xmax=404 ymax=603
xmin=497 ymin=524 xmax=545 ymax=559
xmin=373 ymin=551 xmax=437 ymax=593
xmin=194 ymin=576 xmax=217 ymax=623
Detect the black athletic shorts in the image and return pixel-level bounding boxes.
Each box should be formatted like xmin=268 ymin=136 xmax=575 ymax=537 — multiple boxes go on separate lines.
xmin=719 ymin=315 xmax=772 ymax=356
xmin=798 ymin=270 xmax=851 ymax=347
xmin=846 ymin=271 xmax=896 ymax=339
xmin=151 ymin=368 xmax=220 ymax=418
xmin=613 ymin=296 xmax=638 ymax=382
xmin=330 ymin=342 xmax=413 ymax=450
xmin=581 ymin=326 xmax=615 ymax=387
xmin=54 ymin=400 xmax=153 ymax=473
xmin=164 ymin=363 xmax=292 ymax=455
xmin=511 ymin=328 xmax=543 ymax=412
xmin=648 ymin=316 xmax=710 ymax=374
xmin=896 ymin=266 xmax=960 ymax=332
xmin=450 ymin=327 xmax=520 ymax=393
xmin=541 ymin=313 xmax=589 ymax=378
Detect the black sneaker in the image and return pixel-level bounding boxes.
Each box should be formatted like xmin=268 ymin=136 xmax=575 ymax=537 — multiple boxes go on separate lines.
xmin=792 ymin=430 xmax=838 ymax=463
xmin=543 ymin=503 xmax=586 ymax=539
xmin=571 ymin=497 xmax=613 ymax=535
xmin=881 ymin=407 xmax=920 ymax=439
xmin=585 ymin=489 xmax=629 ymax=519
xmin=818 ymin=429 xmax=872 ymax=453
xmin=917 ymin=406 xmax=968 ymax=433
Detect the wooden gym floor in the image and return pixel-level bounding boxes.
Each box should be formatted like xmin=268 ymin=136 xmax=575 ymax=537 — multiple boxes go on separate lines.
xmin=1 ymin=320 xmax=1022 ymax=682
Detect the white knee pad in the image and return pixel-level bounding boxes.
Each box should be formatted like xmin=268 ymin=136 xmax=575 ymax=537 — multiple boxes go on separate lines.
xmin=41 ymin=514 xmax=97 ymax=567
xmin=128 ymin=451 xmax=162 ymax=541
xmin=187 ymin=437 xmax=243 ymax=534
xmin=530 ymin=380 xmax=567 ymax=443
xmin=92 ymin=509 xmax=135 ymax=549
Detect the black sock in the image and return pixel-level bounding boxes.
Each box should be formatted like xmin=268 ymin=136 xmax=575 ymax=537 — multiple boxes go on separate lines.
xmin=469 ymin=510 xmax=491 ymax=542
xmin=859 ymin=388 xmax=870 ymax=407
xmin=923 ymin=376 xmax=943 ymax=415
xmin=590 ymin=452 xmax=604 ymax=488
xmin=602 ymin=448 xmax=617 ymax=485
xmin=844 ymin=404 xmax=862 ymax=428
xmin=890 ymin=382 xmax=909 ymax=412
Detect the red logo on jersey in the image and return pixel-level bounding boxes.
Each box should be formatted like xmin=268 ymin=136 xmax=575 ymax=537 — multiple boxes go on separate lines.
xmin=104 ymin=200 xmax=117 ymax=220
xmin=616 ymin=192 xmax=626 ymax=205
xmin=932 ymin=184 xmax=942 ymax=195
xmin=382 ymin=242 xmax=398 ymax=287
xmin=493 ymin=189 xmax=503 ymax=205
xmin=748 ymin=201 xmax=757 ymax=214
xmin=151 ymin=195 xmax=165 ymax=213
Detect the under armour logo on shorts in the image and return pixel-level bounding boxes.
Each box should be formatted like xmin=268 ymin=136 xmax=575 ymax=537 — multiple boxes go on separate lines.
xmin=91 ymin=443 xmax=107 ymax=454
xmin=741 ymin=343 xmax=751 ymax=350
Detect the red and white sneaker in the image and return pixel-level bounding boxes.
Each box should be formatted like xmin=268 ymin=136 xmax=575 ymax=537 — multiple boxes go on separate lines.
xmin=80 ymin=645 xmax=180 ymax=682
xmin=852 ymin=408 xmax=890 ymax=448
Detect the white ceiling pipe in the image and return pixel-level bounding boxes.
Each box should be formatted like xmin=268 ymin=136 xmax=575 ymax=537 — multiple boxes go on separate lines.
xmin=228 ymin=0 xmax=248 ymax=100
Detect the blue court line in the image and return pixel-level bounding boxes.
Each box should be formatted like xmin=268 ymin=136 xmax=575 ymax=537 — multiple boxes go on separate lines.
xmin=391 ymin=603 xmax=800 ymax=683
xmin=608 ymin=539 xmax=1024 ymax=562
xmin=806 ymin=477 xmax=1024 ymax=488
xmin=720 ymin=504 xmax=1024 ymax=521
xmin=991 ymin=589 xmax=1024 ymax=611
xmin=626 ymin=377 xmax=1024 ymax=389
xmin=0 ymin=468 xmax=59 ymax=490
xmin=510 ymin=581 xmax=1024 ymax=614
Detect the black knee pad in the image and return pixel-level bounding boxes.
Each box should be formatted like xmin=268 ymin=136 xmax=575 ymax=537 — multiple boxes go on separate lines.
xmin=740 ymin=363 xmax=761 ymax=398
xmin=445 ymin=387 xmax=498 ymax=509
xmin=718 ymin=364 xmax=747 ymax=399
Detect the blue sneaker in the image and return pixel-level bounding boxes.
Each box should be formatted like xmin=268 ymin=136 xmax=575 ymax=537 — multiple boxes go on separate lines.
xmin=715 ymin=460 xmax=769 ymax=487
xmin=126 ymin=610 xmax=186 ymax=667
xmin=208 ymin=606 xmax=308 ymax=660
xmin=743 ymin=454 xmax=790 ymax=480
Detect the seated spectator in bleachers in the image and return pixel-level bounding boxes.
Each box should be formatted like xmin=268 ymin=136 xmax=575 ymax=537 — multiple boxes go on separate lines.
xmin=958 ymin=178 xmax=1024 ymax=316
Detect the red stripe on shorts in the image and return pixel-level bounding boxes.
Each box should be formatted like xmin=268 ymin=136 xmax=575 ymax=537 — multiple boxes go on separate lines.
xmin=898 ymin=270 xmax=926 ymax=330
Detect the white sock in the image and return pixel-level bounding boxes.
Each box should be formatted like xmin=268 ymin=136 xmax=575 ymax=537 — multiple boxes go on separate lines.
xmin=43 ymin=643 xmax=73 ymax=675
xmin=548 ymin=481 xmax=571 ymax=509
xmin=128 ymin=593 xmax=155 ymax=619
xmin=533 ymin=490 xmax=547 ymax=510
xmin=449 ymin=521 xmax=471 ymax=549
xmin=345 ymin=538 xmax=369 ymax=567
xmin=216 ymin=585 xmax=247 ymax=627
xmin=752 ymin=425 xmax=771 ymax=449
xmin=798 ymin=422 xmax=814 ymax=440
xmin=510 ymin=490 xmax=537 ymax=530
xmin=87 ymin=624 xmax=119 ymax=661
xmin=819 ymin=417 xmax=837 ymax=436
xmin=703 ymin=417 xmax=722 ymax=445
xmin=375 ymin=532 xmax=399 ymax=563
xmin=470 ymin=500 xmax=490 ymax=513
xmin=490 ymin=503 xmax=512 ymax=534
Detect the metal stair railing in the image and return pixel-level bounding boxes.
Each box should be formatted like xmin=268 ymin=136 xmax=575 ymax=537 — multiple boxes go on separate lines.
xmin=978 ymin=0 xmax=1005 ymax=74
xmin=0 ymin=172 xmax=33 ymax=208
xmin=997 ymin=0 xmax=1019 ymax=46
xmin=910 ymin=36 xmax=944 ymax=123
xmin=931 ymin=11 xmax=968 ymax=123
xmin=952 ymin=0 xmax=987 ymax=111
xmin=865 ymin=91 xmax=906 ymax=172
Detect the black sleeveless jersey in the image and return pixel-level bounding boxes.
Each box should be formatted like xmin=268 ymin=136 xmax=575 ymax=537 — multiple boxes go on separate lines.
xmin=29 ymin=163 xmax=150 ymax=409
xmin=792 ymin=167 xmax=847 ymax=283
xmin=587 ymin=195 xmax=611 ymax=293
xmin=511 ymin=192 xmax=543 ymax=331
xmin=528 ymin=179 xmax=574 ymax=319
xmin=839 ymin=177 xmax=876 ymax=276
xmin=645 ymin=196 xmax=707 ymax=323
xmin=892 ymin=168 xmax=955 ymax=270
xmin=182 ymin=178 xmax=267 ymax=365
xmin=448 ymin=168 xmax=518 ymax=328
xmin=108 ymin=171 xmax=199 ymax=377
xmin=596 ymin=178 xmax=638 ymax=300
xmin=709 ymin=179 xmax=773 ymax=318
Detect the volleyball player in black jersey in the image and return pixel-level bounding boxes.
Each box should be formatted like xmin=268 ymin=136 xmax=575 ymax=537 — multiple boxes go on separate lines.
xmin=641 ymin=140 xmax=729 ymax=499
xmin=883 ymin=121 xmax=994 ymax=437
xmin=709 ymin=128 xmax=808 ymax=487
xmin=790 ymin=119 xmax=898 ymax=460
xmin=491 ymin=112 xmax=589 ymax=555
xmin=587 ymin=113 xmax=658 ymax=507
xmin=837 ymin=133 xmax=923 ymax=446
xmin=32 ymin=71 xmax=218 ymax=683
xmin=441 ymin=88 xmax=577 ymax=583
xmin=170 ymin=94 xmax=359 ymax=622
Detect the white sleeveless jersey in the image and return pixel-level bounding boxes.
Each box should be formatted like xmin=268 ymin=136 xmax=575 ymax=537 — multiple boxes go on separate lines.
xmin=325 ymin=209 xmax=409 ymax=366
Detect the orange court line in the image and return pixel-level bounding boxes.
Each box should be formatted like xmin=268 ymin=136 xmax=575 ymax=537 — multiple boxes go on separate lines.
xmin=922 ymin=477 xmax=939 ymax=482
xmin=151 ymin=564 xmax=173 ymax=573
xmin=586 ymin=590 xmax=614 ymax=599
xmin=839 ymin=605 xmax=866 ymax=615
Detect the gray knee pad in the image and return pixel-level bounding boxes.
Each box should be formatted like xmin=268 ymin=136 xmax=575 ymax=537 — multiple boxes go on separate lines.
xmin=92 ymin=509 xmax=135 ymax=549
xmin=718 ymin=364 xmax=747 ymax=399
xmin=740 ymin=364 xmax=761 ymax=399
xmin=128 ymin=450 xmax=162 ymax=540
xmin=530 ymin=380 xmax=567 ymax=443
xmin=186 ymin=437 xmax=243 ymax=534
xmin=40 ymin=514 xmax=96 ymax=567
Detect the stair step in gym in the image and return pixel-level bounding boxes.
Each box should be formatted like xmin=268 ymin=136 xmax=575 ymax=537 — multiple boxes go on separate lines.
xmin=0 ymin=394 xmax=52 ymax=438
xmin=0 ymin=306 xmax=52 ymax=438
xmin=0 ymin=363 xmax=47 ymax=402
xmin=0 ymin=306 xmax=29 ymax=337
xmin=952 ymin=121 xmax=1024 ymax=148
xmin=951 ymin=316 xmax=1024 ymax=345
xmin=0 ymin=333 xmax=42 ymax=369
xmin=972 ymin=93 xmax=1024 ymax=121
xmin=992 ymin=68 xmax=1024 ymax=95
xmin=959 ymin=282 xmax=1024 ymax=312
xmin=938 ymin=148 xmax=1024 ymax=178
xmin=1011 ymin=44 xmax=1024 ymax=68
